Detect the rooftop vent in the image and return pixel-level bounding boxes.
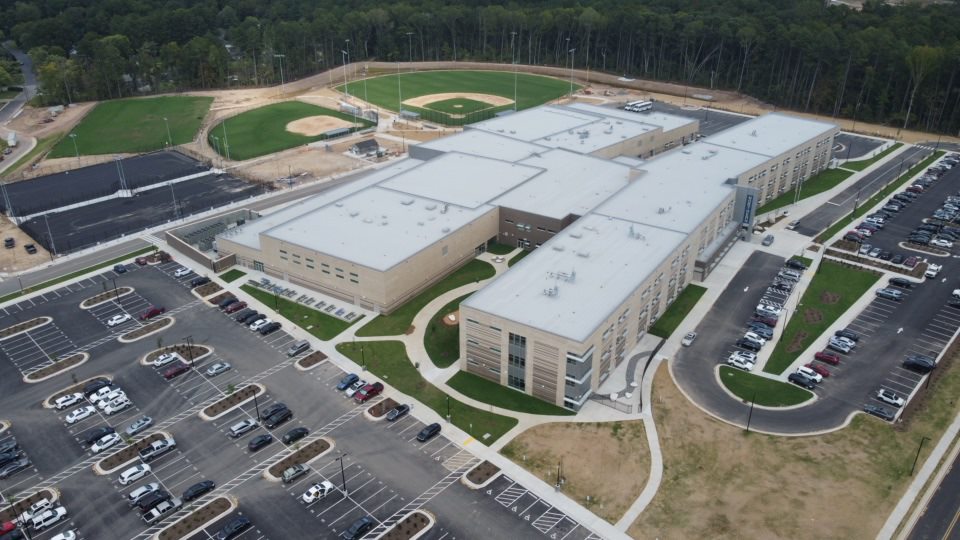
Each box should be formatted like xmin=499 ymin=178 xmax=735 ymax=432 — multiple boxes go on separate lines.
xmin=544 ymin=136 xmax=551 ymax=141
xmin=750 ymin=130 xmax=758 ymax=137
xmin=441 ymin=227 xmax=451 ymax=233
xmin=440 ymin=204 xmax=448 ymax=214
xmin=583 ymin=225 xmax=598 ymax=233
xmin=548 ymin=270 xmax=576 ymax=283
xmin=335 ymin=202 xmax=344 ymax=207
xmin=615 ymin=120 xmax=623 ymax=125
xmin=425 ymin=204 xmax=437 ymax=211
xmin=569 ymin=232 xmax=583 ymax=239
xmin=510 ymin=130 xmax=516 ymax=134
xmin=363 ymin=217 xmax=373 ymax=224
xmin=417 ymin=221 xmax=424 ymax=226
xmin=401 ymin=199 xmax=414 ymax=206
xmin=349 ymin=211 xmax=359 ymax=217
xmin=552 ymin=245 xmax=566 ymax=252
xmin=543 ymin=286 xmax=559 ymax=297
xmin=576 ymin=251 xmax=590 ymax=258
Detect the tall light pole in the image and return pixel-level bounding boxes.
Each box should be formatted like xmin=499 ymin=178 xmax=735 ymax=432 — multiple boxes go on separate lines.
xmin=162 ymin=116 xmax=172 ymax=147
xmin=336 ymin=452 xmax=349 ymax=495
xmin=511 ymin=31 xmax=518 ymax=111
xmin=274 ymin=54 xmax=285 ymax=97
xmin=221 ymin=119 xmax=231 ymax=161
xmin=406 ymin=32 xmax=414 ymax=69
xmin=396 ymin=61 xmax=403 ymax=117
xmin=69 ymin=133 xmax=79 ymax=164
xmin=568 ymin=48 xmax=576 ymax=98
xmin=43 ymin=213 xmax=57 ymax=257
xmin=341 ymin=50 xmax=350 ymax=102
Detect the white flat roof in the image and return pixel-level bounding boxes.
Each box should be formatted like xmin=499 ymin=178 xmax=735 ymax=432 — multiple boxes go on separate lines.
xmin=417 ymin=130 xmax=548 ymax=162
xmin=532 ymin=117 xmax=654 ymax=154
xmin=595 ymin=142 xmax=764 ymax=233
xmin=494 ymin=150 xmax=632 ymax=220
xmin=566 ymin=102 xmax=696 ymax=133
xmin=379 ymin=152 xmax=542 ymax=209
xmin=704 ymin=112 xmax=837 ymax=157
xmin=265 ymin=187 xmax=493 ymax=272
xmin=470 ymin=106 xmax=602 ymax=141
xmin=464 ymin=213 xmax=687 ymax=342
xmin=218 ymin=159 xmax=424 ymax=251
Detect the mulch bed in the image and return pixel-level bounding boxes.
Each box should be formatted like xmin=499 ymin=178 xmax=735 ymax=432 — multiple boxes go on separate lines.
xmin=49 ymin=375 xmax=111 ymax=404
xmin=785 ymin=331 xmax=809 ymax=354
xmin=208 ymin=292 xmax=235 ymax=306
xmin=818 ymin=292 xmax=839 ymax=305
xmin=368 ymin=398 xmax=399 ymax=418
xmin=802 ymin=308 xmax=823 ymax=324
xmin=145 ymin=344 xmax=210 ymax=364
xmin=80 ymin=287 xmax=133 ymax=308
xmin=25 ymin=353 xmax=85 ymax=381
xmin=157 ymin=497 xmax=232 ymax=540
xmin=466 ymin=460 xmax=500 ymax=485
xmin=203 ymin=385 xmax=262 ymax=417
xmin=267 ymin=439 xmax=331 ymax=477
xmin=0 ymin=489 xmax=56 ymax=523
xmin=121 ymin=317 xmax=173 ymax=340
xmin=296 ymin=351 xmax=328 ymax=369
xmin=194 ymin=282 xmax=223 ymax=297
xmin=99 ymin=433 xmax=166 ymax=471
xmin=381 ymin=510 xmax=432 ymax=540
xmin=827 ymin=245 xmax=927 ymax=278
xmin=0 ymin=317 xmax=49 ymax=339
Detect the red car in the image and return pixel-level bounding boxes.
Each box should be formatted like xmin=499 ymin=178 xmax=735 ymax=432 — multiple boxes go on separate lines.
xmin=354 ymin=382 xmax=384 ymax=403
xmin=0 ymin=522 xmax=16 ymax=534
xmin=814 ymin=351 xmax=841 ymax=366
xmin=751 ymin=315 xmax=778 ymax=328
xmin=224 ymin=301 xmax=248 ymax=314
xmin=140 ymin=306 xmax=166 ymax=320
xmin=135 ymin=256 xmax=149 ymax=266
xmin=163 ymin=362 xmax=191 ymax=380
xmin=903 ymin=256 xmax=918 ymax=268
xmin=804 ymin=363 xmax=831 ymax=378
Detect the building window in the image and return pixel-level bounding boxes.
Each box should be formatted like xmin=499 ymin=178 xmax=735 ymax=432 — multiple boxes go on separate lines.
xmin=279 ymin=249 xmax=288 ymax=255
xmin=442 ymin=246 xmax=449 ymax=256
xmin=508 ymin=332 xmax=527 ymax=390
xmin=350 ymin=272 xmax=358 ymax=278
xmin=306 ymin=264 xmax=315 ymax=269
xmin=350 ymin=279 xmax=358 ymax=283
xmin=322 ymin=263 xmax=330 ymax=268
xmin=322 ymin=269 xmax=330 ymax=275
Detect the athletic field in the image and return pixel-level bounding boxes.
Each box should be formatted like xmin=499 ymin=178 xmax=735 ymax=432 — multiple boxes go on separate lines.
xmin=338 ymin=70 xmax=575 ymax=125
xmin=207 ymin=101 xmax=374 ymax=161
xmin=48 ymin=96 xmax=213 ymax=158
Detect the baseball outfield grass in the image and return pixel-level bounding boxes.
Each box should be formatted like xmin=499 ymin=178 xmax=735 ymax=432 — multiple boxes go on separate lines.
xmin=207 ymin=101 xmax=374 ymax=161
xmin=338 ymin=70 xmax=574 ymax=125
xmin=49 ymin=96 xmax=213 ymax=158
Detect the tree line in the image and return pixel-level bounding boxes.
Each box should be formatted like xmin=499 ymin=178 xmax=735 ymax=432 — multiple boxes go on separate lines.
xmin=3 ymin=0 xmax=960 ymax=134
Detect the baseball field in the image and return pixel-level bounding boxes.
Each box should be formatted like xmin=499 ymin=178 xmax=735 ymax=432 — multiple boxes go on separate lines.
xmin=207 ymin=101 xmax=375 ymax=161
xmin=337 ymin=70 xmax=575 ymax=125
xmin=48 ymin=96 xmax=213 ymax=158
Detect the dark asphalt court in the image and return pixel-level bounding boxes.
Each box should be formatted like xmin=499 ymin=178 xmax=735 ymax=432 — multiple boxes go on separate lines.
xmin=834 ymin=133 xmax=884 ymax=160
xmin=20 ymin=173 xmax=263 ymax=254
xmin=2 ymin=151 xmax=205 ymax=215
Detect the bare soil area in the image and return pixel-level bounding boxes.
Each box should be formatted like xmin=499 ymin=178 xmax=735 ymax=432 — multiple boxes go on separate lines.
xmin=286 ymin=115 xmax=356 ymax=136
xmin=501 ymin=420 xmax=649 ymax=523
xmin=232 ymin=145 xmax=361 ymax=183
xmin=7 ymin=102 xmax=95 ymax=140
xmin=0 ymin=218 xmax=50 ymax=271
xmin=403 ymin=93 xmax=513 ymax=108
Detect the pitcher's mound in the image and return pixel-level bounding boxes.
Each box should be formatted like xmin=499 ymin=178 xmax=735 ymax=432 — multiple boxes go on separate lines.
xmin=286 ymin=116 xmax=355 ymax=136
xmin=441 ymin=310 xmax=460 ymax=327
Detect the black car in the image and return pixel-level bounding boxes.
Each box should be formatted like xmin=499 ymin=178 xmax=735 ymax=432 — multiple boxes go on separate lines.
xmin=735 ymin=338 xmax=761 ymax=352
xmin=0 ymin=437 xmax=18 ymax=454
xmin=903 ymin=354 xmax=936 ymax=373
xmin=244 ymin=313 xmax=266 ymax=326
xmin=282 ymin=427 xmax=309 ymax=444
xmin=0 ymin=457 xmax=30 ymax=479
xmin=259 ymin=321 xmax=281 ymax=335
xmin=247 ymin=434 xmax=273 ymax=452
xmin=879 ymin=251 xmax=893 ymax=261
xmin=949 ymin=300 xmax=960 ymax=310
xmin=190 ymin=276 xmax=211 ymax=287
xmin=863 ymin=404 xmax=896 ymax=421
xmin=215 ymin=516 xmax=252 ymax=540
xmin=182 ymin=480 xmax=216 ymax=502
xmin=341 ymin=516 xmax=375 ymax=540
xmin=264 ymin=408 xmax=293 ymax=429
xmin=785 ymin=259 xmax=807 ymax=271
xmin=0 ymin=529 xmax=25 ymax=540
xmin=83 ymin=426 xmax=116 ymax=445
xmin=337 ymin=374 xmax=359 ymax=391
xmin=137 ymin=490 xmax=172 ymax=513
xmin=218 ymin=297 xmax=238 ymax=310
xmin=0 ymin=451 xmax=23 ymax=468
xmin=417 ymin=423 xmax=441 ymax=442
xmin=24 ymin=244 xmax=36 ymax=254
xmin=387 ymin=404 xmax=410 ymax=422
xmin=788 ymin=373 xmax=816 ymax=390
xmin=3 ymin=238 xmax=13 ymax=249
xmin=260 ymin=403 xmax=288 ymax=419
xmin=891 ymin=254 xmax=904 ymax=265
xmin=232 ymin=308 xmax=253 ymax=322
xmin=239 ymin=311 xmax=261 ymax=324
xmin=748 ymin=326 xmax=773 ymax=340
xmin=82 ymin=378 xmax=112 ymax=397
xmin=834 ymin=329 xmax=860 ymax=342
xmin=889 ymin=277 xmax=912 ymax=288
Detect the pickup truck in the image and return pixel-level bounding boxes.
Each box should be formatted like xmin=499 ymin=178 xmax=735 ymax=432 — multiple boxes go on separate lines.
xmin=138 ymin=438 xmax=176 ymax=463
xmin=142 ymin=497 xmax=182 ymax=525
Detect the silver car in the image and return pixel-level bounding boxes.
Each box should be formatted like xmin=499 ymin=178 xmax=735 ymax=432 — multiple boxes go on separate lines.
xmin=205 ymin=362 xmax=231 ymax=377
xmin=125 ymin=416 xmax=153 ymax=437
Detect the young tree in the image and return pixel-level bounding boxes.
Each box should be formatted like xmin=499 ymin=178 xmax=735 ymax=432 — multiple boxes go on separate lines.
xmin=903 ymin=45 xmax=942 ymax=130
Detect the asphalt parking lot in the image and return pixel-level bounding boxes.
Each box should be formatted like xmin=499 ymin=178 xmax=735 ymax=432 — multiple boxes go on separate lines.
xmin=0 ymin=260 xmax=596 ymax=539
xmin=834 ymin=133 xmax=884 ymax=160
xmin=649 ymin=101 xmax=748 ymax=137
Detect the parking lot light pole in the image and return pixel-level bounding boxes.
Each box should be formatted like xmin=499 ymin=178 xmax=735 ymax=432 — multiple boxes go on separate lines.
xmin=911 ymin=436 xmax=931 ymax=476
xmin=182 ymin=335 xmax=195 ymax=366
xmin=43 ymin=213 xmax=57 ymax=258
xmin=746 ymin=391 xmax=757 ymax=432
xmin=274 ymin=54 xmax=286 ymax=97
xmin=69 ymin=132 xmax=79 ymax=163
xmin=446 ymin=396 xmax=450 ymax=423
xmin=253 ymin=391 xmax=261 ymax=422
xmin=337 ymin=452 xmax=349 ymax=495
xmin=112 ymin=277 xmax=120 ymax=305
xmin=163 ymin=116 xmax=172 ymax=147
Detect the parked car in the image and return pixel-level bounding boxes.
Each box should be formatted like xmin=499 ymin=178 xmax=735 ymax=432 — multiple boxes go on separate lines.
xmin=926 ymin=263 xmax=943 ymax=278
xmin=152 ymin=353 xmax=178 ymax=368
xmin=785 ymin=259 xmax=807 ymax=271
xmin=736 ymin=338 xmax=761 ymax=352
xmin=889 ymin=277 xmax=913 ymax=288
xmin=54 ymin=393 xmax=84 ymax=411
xmin=182 ymin=480 xmax=215 ymax=502
xmin=247 ymin=434 xmax=273 ymax=452
xmin=341 ymin=516 xmax=375 ymax=540
xmin=814 ymin=351 xmax=841 ymax=366
xmin=301 ymin=481 xmax=335 ymax=503
xmin=189 ymin=276 xmax=210 ymax=287
xmin=174 ymin=267 xmax=192 ymax=278
xmin=788 ymin=372 xmax=817 ymax=390
xmin=761 ymin=234 xmax=775 ymax=246
xmin=113 ymin=264 xmax=128 ymax=274
xmin=228 ymin=419 xmax=258 ymax=438
xmin=0 ymin=457 xmax=31 ymax=479
xmin=249 ymin=318 xmax=271 ymax=332
xmin=903 ymin=354 xmax=936 ymax=373
xmin=282 ymin=427 xmax=309 ymax=444
xmin=286 ymin=339 xmax=310 ymax=356
xmin=417 ymin=423 xmax=442 ymax=442
xmin=876 ymin=287 xmax=903 ymax=301
xmin=387 ymin=404 xmax=411 ymax=421
xmin=103 ymin=398 xmax=133 ymax=415
xmin=243 ymin=313 xmax=266 ymax=326
xmin=91 ymin=432 xmax=122 ymax=453
xmin=127 ymin=482 xmax=161 ymax=506
xmin=163 ymin=363 xmax=191 ymax=380
xmin=65 ymin=405 xmax=96 ymax=425
xmin=106 ymin=313 xmax=132 ymax=327
xmin=864 ymin=404 xmax=896 ymax=421
xmin=337 ymin=374 xmax=360 ymax=391
xmin=204 ymin=362 xmax=231 ymax=377
xmin=218 ymin=297 xmax=238 ymax=310
xmin=260 ymin=403 xmax=288 ymax=419
xmin=135 ymin=490 xmax=171 ymax=513
xmin=125 ymin=416 xmax=153 ymax=437
xmin=282 ymin=464 xmax=307 ymax=484
xmin=726 ymin=356 xmax=755 ymax=371
xmin=354 ymin=382 xmax=384 ymax=403
xmin=31 ymin=507 xmax=67 ymax=531
xmin=264 ymin=408 xmax=293 ymax=429
xmin=82 ymin=426 xmax=116 ymax=445
xmin=345 ymin=380 xmax=367 ymax=398
xmin=119 ymin=464 xmax=152 ymax=486
xmin=214 ymin=516 xmax=251 ymax=540
xmin=877 ymin=388 xmax=905 ymax=408
xmin=142 ymin=497 xmax=182 ymax=525
xmin=138 ymin=438 xmax=176 ymax=463
xmin=796 ymin=366 xmax=823 ymax=383
xmin=259 ymin=321 xmax=282 ymax=335
xmin=224 ymin=301 xmax=248 ymax=314
xmin=82 ymin=378 xmax=112 ymax=398
xmin=139 ymin=306 xmax=166 ymax=320
xmin=834 ymin=328 xmax=860 ymax=342
xmin=232 ymin=308 xmax=254 ymax=322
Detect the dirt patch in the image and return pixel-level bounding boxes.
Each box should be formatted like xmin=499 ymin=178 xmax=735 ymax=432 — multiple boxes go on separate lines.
xmin=367 ymin=398 xmax=399 ymax=418
xmin=403 ymin=93 xmax=513 ymax=108
xmin=440 ymin=310 xmax=459 ymax=327
xmin=785 ymin=331 xmax=810 ymax=354
xmin=0 ymin=218 xmax=52 ymax=272
xmin=0 ymin=316 xmax=50 ymax=339
xmin=120 ymin=317 xmax=173 ymax=341
xmin=201 ymin=384 xmax=264 ymax=418
xmin=233 ymin=146 xmax=361 ymax=183
xmin=501 ymin=421 xmax=649 ymax=523
xmin=466 ymin=460 xmax=500 ymax=485
xmin=158 ymin=496 xmax=232 ymax=540
xmin=820 ymin=292 xmax=840 ymax=305
xmin=286 ymin=115 xmax=356 ymax=136
xmin=25 ymin=353 xmax=87 ymax=382
xmin=296 ymin=351 xmax=328 ymax=370
xmin=381 ymin=510 xmax=433 ymax=540
xmin=803 ymin=308 xmax=823 ymax=324
xmin=267 ymin=438 xmax=332 ymax=477
xmin=0 ymin=488 xmax=57 ymax=523
xmin=194 ymin=282 xmax=222 ymax=297
xmin=80 ymin=287 xmax=133 ymax=308
xmin=6 ymin=102 xmax=94 ymax=141
xmin=98 ymin=432 xmax=166 ymax=472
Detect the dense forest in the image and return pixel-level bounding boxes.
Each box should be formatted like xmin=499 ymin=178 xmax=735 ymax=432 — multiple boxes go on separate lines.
xmin=2 ymin=0 xmax=960 ymax=133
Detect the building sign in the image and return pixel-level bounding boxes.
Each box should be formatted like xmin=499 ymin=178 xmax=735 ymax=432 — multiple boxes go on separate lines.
xmin=741 ymin=194 xmax=755 ymax=224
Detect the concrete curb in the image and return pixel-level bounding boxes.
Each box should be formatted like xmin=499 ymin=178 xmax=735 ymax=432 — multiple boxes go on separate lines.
xmin=118 ymin=317 xmax=175 ymax=343
xmin=79 ymin=287 xmax=135 ymax=310
xmin=460 ymin=466 xmax=502 ymax=490
xmin=23 ymin=352 xmax=90 ymax=384
xmin=150 ymin=495 xmax=238 ymax=540
xmin=261 ymin=437 xmax=336 ymax=483
xmin=0 ymin=316 xmax=52 ymax=342
xmin=139 ymin=347 xmax=212 ymax=367
xmin=712 ymin=364 xmax=816 ymax=411
xmin=378 ymin=509 xmax=436 ymax=540
xmin=93 ymin=430 xmax=174 ymax=475
xmin=198 ymin=383 xmax=266 ymax=421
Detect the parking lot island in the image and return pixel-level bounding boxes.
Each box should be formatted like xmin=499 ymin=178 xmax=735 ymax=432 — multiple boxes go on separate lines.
xmin=365 ymin=397 xmax=400 ymax=421
xmin=199 ymin=384 xmax=266 ymax=420
xmin=0 ymin=489 xmax=58 ymax=523
xmin=717 ymin=366 xmax=814 ymax=407
xmin=380 ymin=509 xmax=435 ymax=540
xmin=157 ymin=496 xmax=236 ymax=540
xmin=463 ymin=460 xmax=501 ymax=489
xmin=294 ymin=350 xmax=327 ymax=370
xmin=264 ymin=437 xmax=334 ymax=480
xmin=94 ymin=431 xmax=171 ymax=474
xmin=23 ymin=352 xmax=89 ymax=383
xmin=79 ymin=286 xmax=134 ymax=309
xmin=43 ymin=374 xmax=113 ymax=407
xmin=142 ymin=343 xmax=212 ymax=366
xmin=119 ymin=316 xmax=175 ymax=343
xmin=0 ymin=316 xmax=51 ymax=340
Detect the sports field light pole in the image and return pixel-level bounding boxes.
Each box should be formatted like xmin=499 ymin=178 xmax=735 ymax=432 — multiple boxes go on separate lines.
xmin=221 ymin=120 xmax=231 ymax=161
xmin=162 ymin=116 xmax=172 ymax=147
xmin=511 ymin=31 xmax=518 ymax=111
xmin=69 ymin=133 xmax=79 ymax=164
xmin=396 ymin=61 xmax=403 ymax=118
xmin=341 ymin=49 xmax=350 ymax=102
xmin=567 ymin=47 xmax=576 ymax=98
xmin=406 ymin=32 xmax=414 ymax=70
xmin=43 ymin=213 xmax=57 ymax=258
xmin=274 ymin=54 xmax=286 ymax=97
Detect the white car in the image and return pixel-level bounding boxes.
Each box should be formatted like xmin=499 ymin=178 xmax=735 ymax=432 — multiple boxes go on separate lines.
xmin=301 ymin=480 xmax=335 ymax=503
xmin=931 ymin=238 xmax=953 ymax=248
xmin=877 ymin=388 xmax=905 ymax=408
xmin=174 ymin=267 xmax=193 ymax=278
xmin=681 ymin=332 xmax=697 ymax=346
xmin=953 ymin=289 xmax=960 ymax=299
xmin=152 ymin=353 xmax=178 ymax=368
xmin=95 ymin=390 xmax=127 ymax=409
xmin=249 ymin=318 xmax=271 ymax=332
xmin=104 ymin=398 xmax=133 ymax=416
xmin=65 ymin=405 xmax=96 ymax=425
xmin=106 ymin=313 xmax=132 ymax=327
xmin=345 ymin=379 xmax=367 ymax=398
xmin=742 ymin=332 xmax=767 ymax=346
xmin=51 ymin=531 xmax=77 ymax=540
xmin=756 ymin=304 xmax=782 ymax=317
xmin=730 ymin=350 xmax=757 ymax=363
xmin=796 ymin=366 xmax=823 ymax=383
xmin=118 ymin=463 xmax=152 ymax=485
xmin=926 ymin=263 xmax=942 ymax=278
xmin=54 ymin=392 xmax=84 ymax=411
xmin=31 ymin=506 xmax=67 ymax=531
xmin=91 ymin=432 xmax=122 ymax=453
xmin=726 ymin=356 xmax=755 ymax=371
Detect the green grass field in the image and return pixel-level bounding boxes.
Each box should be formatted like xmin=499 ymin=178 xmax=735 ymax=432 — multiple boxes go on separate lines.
xmin=446 ymin=371 xmax=574 ymax=416
xmin=649 ymin=285 xmax=708 ymax=339
xmin=338 ymin=70 xmax=574 ymax=125
xmin=424 ymin=293 xmax=472 ymax=369
xmin=209 ymin=101 xmax=373 ymax=161
xmin=241 ymin=284 xmax=360 ymax=340
xmin=719 ymin=367 xmax=813 ymax=407
xmin=844 ymin=142 xmax=903 ymax=172
xmin=756 ymin=168 xmax=854 ymax=215
xmin=48 ymin=96 xmax=213 ymax=158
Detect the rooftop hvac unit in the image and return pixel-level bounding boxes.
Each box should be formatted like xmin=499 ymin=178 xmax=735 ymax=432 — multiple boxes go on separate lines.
xmin=510 ymin=130 xmax=516 ymax=134
xmin=401 ymin=199 xmax=414 ymax=206
xmin=335 ymin=202 xmax=344 ymax=207
xmin=750 ymin=130 xmax=758 ymax=137
xmin=425 ymin=204 xmax=437 ymax=210
xmin=417 ymin=221 xmax=424 ymax=226
xmin=576 ymin=251 xmax=590 ymax=258
xmin=543 ymin=286 xmax=559 ymax=297
xmin=569 ymin=232 xmax=583 ymax=239
xmin=552 ymin=245 xmax=566 ymax=252
xmin=381 ymin=221 xmax=389 ymax=226
xmin=441 ymin=227 xmax=451 ymax=233
xmin=349 ymin=211 xmax=359 ymax=217
xmin=363 ymin=218 xmax=373 ymax=223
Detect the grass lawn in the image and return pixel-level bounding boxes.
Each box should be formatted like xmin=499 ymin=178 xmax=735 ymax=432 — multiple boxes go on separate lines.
xmin=718 ymin=366 xmax=813 ymax=406
xmin=763 ymin=260 xmax=880 ymax=374
xmin=48 ymin=97 xmax=213 ymax=157
xmin=632 ymin=359 xmax=960 ymax=539
xmin=218 ymin=269 xmax=246 ymax=283
xmin=209 ymin=101 xmax=373 ymax=161
xmin=356 ymin=259 xmax=495 ymax=337
xmin=844 ymin=142 xmax=903 ymax=172
xmin=649 ymin=285 xmax=707 ymax=339
xmin=0 ymin=90 xmax=20 ymax=99
xmin=0 ymin=246 xmax=155 ymax=304
xmin=485 ymin=242 xmax=514 ymax=255
xmin=336 ymin=341 xmax=517 ymax=444
xmin=424 ymin=97 xmax=491 ymax=114
xmin=447 ymin=371 xmax=574 ymax=416
xmin=502 ymin=421 xmax=648 ymax=522
xmin=240 ymin=285 xmax=358 ymax=340
xmin=339 ymin=70 xmax=573 ymax=125
xmin=508 ymin=250 xmax=530 ymax=267
xmin=756 ymin=169 xmax=853 ymax=214
xmin=816 ymin=151 xmax=944 ymax=243
xmin=791 ymin=255 xmax=814 ymax=268
xmin=2 ymin=135 xmax=57 ymax=178
xmin=424 ymin=293 xmax=472 ymax=369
